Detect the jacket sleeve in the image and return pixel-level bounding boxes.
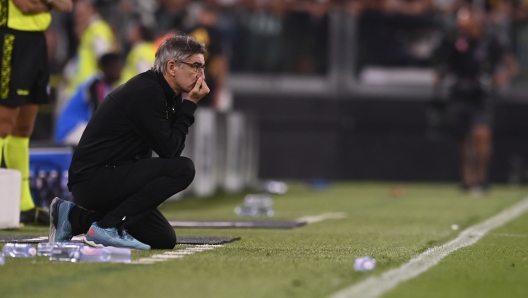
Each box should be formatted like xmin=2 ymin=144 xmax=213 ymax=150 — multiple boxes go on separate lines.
xmin=125 ymin=86 xmax=197 ymax=158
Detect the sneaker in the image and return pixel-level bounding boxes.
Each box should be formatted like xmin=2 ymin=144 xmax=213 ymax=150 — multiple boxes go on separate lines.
xmin=84 ymin=222 xmax=150 ymax=250
xmin=20 ymin=207 xmax=50 ymax=225
xmin=49 ymin=197 xmax=75 ymax=242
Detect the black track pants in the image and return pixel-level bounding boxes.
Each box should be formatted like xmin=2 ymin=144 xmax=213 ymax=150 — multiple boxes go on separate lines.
xmin=68 ymin=157 xmax=195 ymax=249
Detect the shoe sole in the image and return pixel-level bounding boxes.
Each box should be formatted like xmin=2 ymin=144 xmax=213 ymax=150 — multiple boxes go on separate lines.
xmin=84 ymin=238 xmax=119 ymax=249
xmin=48 ymin=197 xmax=59 ymax=242
xmin=84 ymin=235 xmax=149 ymax=250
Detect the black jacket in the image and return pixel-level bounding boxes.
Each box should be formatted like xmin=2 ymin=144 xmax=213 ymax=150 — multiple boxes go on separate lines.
xmin=68 ymin=70 xmax=197 ymax=188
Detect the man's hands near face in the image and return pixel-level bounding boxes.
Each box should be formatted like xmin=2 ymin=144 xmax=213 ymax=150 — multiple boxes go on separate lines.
xmin=187 ymin=77 xmax=210 ymax=104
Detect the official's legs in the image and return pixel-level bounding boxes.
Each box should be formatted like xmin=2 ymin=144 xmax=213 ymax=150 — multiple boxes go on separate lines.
xmin=447 ymin=101 xmax=477 ymax=187
xmin=1 ymin=28 xmax=50 ymax=223
xmin=70 ymin=156 xmax=195 ymax=248
xmin=0 ymin=105 xmax=19 ymax=146
xmin=5 ymin=105 xmax=40 ymax=211
xmin=459 ymin=137 xmax=477 ymax=188
xmin=472 ymin=125 xmax=492 ymax=184
xmin=0 ymin=105 xmax=42 ymax=211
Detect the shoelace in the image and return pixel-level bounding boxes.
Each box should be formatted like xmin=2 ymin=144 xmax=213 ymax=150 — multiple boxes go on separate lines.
xmin=120 ymin=230 xmax=136 ymax=241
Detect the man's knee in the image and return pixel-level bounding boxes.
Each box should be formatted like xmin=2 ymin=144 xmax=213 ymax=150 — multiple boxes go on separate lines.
xmin=176 ymin=157 xmax=195 ymax=186
xmin=151 ymin=229 xmax=176 ymax=250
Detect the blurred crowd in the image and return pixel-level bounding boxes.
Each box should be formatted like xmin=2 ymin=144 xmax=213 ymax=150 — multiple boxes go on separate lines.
xmin=38 ymin=0 xmax=528 ymax=141
xmin=45 ymin=0 xmax=528 ymax=80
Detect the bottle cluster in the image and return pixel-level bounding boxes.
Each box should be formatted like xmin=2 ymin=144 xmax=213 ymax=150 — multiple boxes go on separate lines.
xmin=1 ymin=242 xmax=131 ymax=264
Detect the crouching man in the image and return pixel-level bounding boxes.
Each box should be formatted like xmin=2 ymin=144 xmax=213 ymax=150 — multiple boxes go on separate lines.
xmin=49 ymin=35 xmax=209 ymax=250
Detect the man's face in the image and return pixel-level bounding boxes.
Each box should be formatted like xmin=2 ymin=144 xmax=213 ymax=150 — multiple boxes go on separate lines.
xmin=457 ymin=8 xmax=482 ymax=37
xmin=102 ymin=62 xmax=123 ymax=84
xmin=173 ymin=54 xmax=206 ymax=93
xmin=74 ymin=1 xmax=94 ymax=26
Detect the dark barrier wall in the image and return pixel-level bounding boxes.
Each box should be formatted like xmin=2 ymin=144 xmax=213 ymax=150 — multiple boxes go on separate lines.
xmin=234 ymin=95 xmax=528 ymax=183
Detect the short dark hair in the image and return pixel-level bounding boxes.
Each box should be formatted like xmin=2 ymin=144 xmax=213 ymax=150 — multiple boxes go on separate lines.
xmin=138 ymin=24 xmax=155 ymax=42
xmin=98 ymin=53 xmax=121 ymax=69
xmin=151 ymin=34 xmax=206 ymax=74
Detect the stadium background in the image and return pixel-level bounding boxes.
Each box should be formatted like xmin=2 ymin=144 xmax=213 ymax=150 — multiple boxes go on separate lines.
xmin=35 ymin=0 xmax=528 ymax=185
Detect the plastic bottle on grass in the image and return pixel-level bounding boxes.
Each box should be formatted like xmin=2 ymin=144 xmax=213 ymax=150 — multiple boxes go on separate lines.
xmin=38 ymin=242 xmax=76 ymax=257
xmin=0 ymin=254 xmax=4 ymax=265
xmin=235 ymin=194 xmax=274 ymax=217
xmin=38 ymin=242 xmax=56 ymax=256
xmin=78 ymin=247 xmax=131 ymax=263
xmin=2 ymin=243 xmax=37 ymax=258
xmin=353 ymin=256 xmax=376 ymax=272
xmin=49 ymin=243 xmax=85 ymax=261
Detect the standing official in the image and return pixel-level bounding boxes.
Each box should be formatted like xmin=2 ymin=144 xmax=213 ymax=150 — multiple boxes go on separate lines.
xmin=0 ymin=0 xmax=72 ymax=224
xmin=435 ymin=6 xmax=517 ymax=193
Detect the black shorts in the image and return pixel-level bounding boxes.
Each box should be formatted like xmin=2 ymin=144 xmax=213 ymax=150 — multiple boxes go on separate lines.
xmin=446 ymin=98 xmax=493 ymax=140
xmin=0 ymin=27 xmax=49 ymax=107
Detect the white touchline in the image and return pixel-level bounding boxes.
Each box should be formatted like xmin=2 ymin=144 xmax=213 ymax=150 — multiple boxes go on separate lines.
xmin=296 ymin=212 xmax=347 ymax=224
xmin=129 ymin=245 xmax=223 ymax=265
xmin=329 ymin=196 xmax=528 ymax=298
xmin=493 ymin=233 xmax=527 ymax=238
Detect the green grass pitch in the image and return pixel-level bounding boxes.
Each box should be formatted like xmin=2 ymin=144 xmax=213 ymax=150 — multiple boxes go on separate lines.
xmin=1 ymin=182 xmax=528 ymax=298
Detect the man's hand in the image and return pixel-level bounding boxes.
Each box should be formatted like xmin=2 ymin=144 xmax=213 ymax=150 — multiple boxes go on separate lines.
xmin=13 ymin=0 xmax=49 ymax=13
xmin=187 ymin=77 xmax=210 ymax=104
xmin=48 ymin=0 xmax=73 ymax=12
xmin=13 ymin=0 xmax=72 ymax=13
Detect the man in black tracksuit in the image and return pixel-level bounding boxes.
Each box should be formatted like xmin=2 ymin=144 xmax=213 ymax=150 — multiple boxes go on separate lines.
xmin=435 ymin=6 xmax=517 ymax=193
xmin=48 ymin=35 xmax=210 ymax=250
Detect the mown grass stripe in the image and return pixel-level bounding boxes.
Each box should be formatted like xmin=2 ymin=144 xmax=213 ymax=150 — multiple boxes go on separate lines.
xmin=329 ymin=196 xmax=528 ymax=298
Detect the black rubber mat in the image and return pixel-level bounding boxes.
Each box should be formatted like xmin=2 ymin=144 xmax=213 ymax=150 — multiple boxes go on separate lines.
xmin=169 ymin=220 xmax=306 ymax=229
xmin=0 ymin=235 xmax=240 ymax=245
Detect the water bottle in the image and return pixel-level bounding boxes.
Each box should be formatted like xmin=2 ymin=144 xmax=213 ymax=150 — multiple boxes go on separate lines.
xmin=353 ymin=256 xmax=376 ymax=272
xmin=235 ymin=206 xmax=275 ymax=217
xmin=0 ymin=254 xmax=4 ymax=265
xmin=243 ymin=194 xmax=273 ymax=208
xmin=38 ymin=242 xmax=55 ymax=256
xmin=78 ymin=247 xmax=131 ymax=263
xmin=2 ymin=243 xmax=37 ymax=258
xmin=37 ymin=242 xmax=71 ymax=257
xmin=260 ymin=180 xmax=288 ymax=194
xmin=49 ymin=243 xmax=85 ymax=262
xmin=235 ymin=194 xmax=274 ymax=217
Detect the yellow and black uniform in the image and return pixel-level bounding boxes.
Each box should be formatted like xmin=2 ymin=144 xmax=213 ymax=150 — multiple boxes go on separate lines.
xmin=0 ymin=0 xmax=51 ymax=107
xmin=0 ymin=0 xmax=51 ymax=223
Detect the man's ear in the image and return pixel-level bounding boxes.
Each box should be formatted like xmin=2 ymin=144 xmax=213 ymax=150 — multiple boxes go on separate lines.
xmin=167 ymin=60 xmax=177 ymax=76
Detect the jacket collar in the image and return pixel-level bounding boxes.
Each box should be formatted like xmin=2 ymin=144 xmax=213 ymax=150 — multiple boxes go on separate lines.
xmin=153 ymin=70 xmax=180 ymax=101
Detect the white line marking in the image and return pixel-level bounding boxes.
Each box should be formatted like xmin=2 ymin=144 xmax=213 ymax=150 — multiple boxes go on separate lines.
xmin=129 ymin=245 xmax=223 ymax=265
xmin=23 ymin=236 xmax=86 ymax=242
xmin=25 ymin=236 xmax=49 ymax=241
xmin=493 ymin=233 xmax=527 ymax=238
xmin=151 ymin=254 xmax=184 ymax=259
xmin=296 ymin=212 xmax=347 ymax=224
xmin=164 ymin=251 xmax=195 ymax=255
xmin=329 ymin=196 xmax=528 ymax=298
